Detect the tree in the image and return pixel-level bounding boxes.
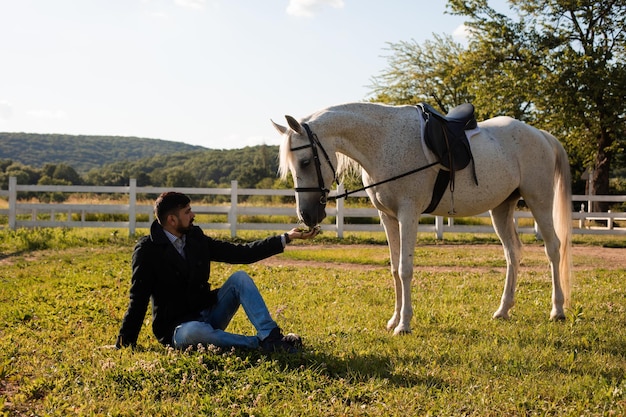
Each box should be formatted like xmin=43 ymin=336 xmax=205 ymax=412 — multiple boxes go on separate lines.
xmin=52 ymin=163 xmax=82 ymax=184
xmin=369 ymin=34 xmax=473 ymax=112
xmin=448 ymin=0 xmax=626 ymax=208
xmin=6 ymin=163 xmax=40 ymax=185
xmin=165 ymin=168 xmax=197 ymax=188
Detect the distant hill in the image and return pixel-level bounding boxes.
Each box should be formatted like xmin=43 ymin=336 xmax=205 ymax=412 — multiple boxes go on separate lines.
xmin=0 ymin=132 xmax=207 ymax=173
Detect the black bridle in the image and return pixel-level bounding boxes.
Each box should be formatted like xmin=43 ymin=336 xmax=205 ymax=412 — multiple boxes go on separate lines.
xmin=290 ymin=122 xmax=440 ymax=205
xmin=290 ymin=123 xmax=339 ymax=205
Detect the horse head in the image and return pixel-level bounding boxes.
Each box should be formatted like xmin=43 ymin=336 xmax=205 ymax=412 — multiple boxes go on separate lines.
xmin=273 ymin=115 xmax=338 ymax=228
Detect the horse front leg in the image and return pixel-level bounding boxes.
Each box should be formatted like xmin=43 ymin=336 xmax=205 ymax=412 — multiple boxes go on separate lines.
xmin=490 ymin=200 xmax=523 ymax=319
xmin=393 ymin=214 xmax=419 ymax=334
xmin=380 ymin=212 xmax=402 ymax=332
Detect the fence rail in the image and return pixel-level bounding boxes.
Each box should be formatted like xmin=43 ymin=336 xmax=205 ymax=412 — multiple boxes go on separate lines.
xmin=1 ymin=177 xmax=625 ymax=238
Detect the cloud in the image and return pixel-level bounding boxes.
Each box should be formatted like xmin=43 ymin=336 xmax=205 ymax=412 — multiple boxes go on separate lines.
xmin=0 ymin=100 xmax=12 ymax=121
xmin=174 ymin=0 xmax=207 ymax=10
xmin=452 ymin=24 xmax=471 ymax=43
xmin=286 ymin=0 xmax=345 ymax=17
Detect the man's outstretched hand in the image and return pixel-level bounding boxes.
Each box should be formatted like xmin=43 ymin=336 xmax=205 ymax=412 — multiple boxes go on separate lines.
xmin=286 ymin=226 xmax=320 ymax=242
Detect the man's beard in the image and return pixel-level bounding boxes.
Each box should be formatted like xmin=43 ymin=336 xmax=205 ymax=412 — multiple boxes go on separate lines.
xmin=177 ymin=220 xmax=193 ymax=234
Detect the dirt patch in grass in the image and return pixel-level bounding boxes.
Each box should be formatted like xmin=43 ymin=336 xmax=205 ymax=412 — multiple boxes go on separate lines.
xmin=260 ymin=243 xmax=626 ymax=272
xmin=2 ymin=243 xmax=623 ymax=273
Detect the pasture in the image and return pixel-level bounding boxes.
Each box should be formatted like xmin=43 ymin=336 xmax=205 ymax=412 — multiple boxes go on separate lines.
xmin=0 ymin=228 xmax=625 ymax=416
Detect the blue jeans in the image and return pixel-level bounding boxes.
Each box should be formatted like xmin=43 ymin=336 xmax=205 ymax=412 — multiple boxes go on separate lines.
xmin=171 ymin=271 xmax=278 ymax=350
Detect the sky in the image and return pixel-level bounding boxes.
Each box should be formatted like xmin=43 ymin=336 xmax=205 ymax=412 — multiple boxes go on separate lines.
xmin=0 ymin=0 xmax=480 ymax=150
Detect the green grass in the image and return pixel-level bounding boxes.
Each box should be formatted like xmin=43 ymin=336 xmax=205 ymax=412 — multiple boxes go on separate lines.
xmin=0 ymin=228 xmax=625 ymax=416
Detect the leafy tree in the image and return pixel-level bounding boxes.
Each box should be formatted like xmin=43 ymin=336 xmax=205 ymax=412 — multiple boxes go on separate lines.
xmin=0 ymin=159 xmax=13 ymax=172
xmin=447 ymin=0 xmax=626 ymax=208
xmin=165 ymin=168 xmax=198 ymax=188
xmin=42 ymin=163 xmax=82 ymax=184
xmin=369 ymin=34 xmax=473 ymax=112
xmin=5 ymin=163 xmax=40 ymax=185
xmin=83 ymin=169 xmax=129 ymax=186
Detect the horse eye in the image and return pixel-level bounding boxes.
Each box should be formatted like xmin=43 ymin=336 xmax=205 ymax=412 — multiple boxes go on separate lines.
xmin=300 ymin=159 xmax=311 ymax=168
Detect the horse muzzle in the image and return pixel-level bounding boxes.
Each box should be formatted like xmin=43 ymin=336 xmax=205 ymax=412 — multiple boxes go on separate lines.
xmin=297 ymin=193 xmax=327 ymax=227
xmin=299 ymin=210 xmax=326 ymax=228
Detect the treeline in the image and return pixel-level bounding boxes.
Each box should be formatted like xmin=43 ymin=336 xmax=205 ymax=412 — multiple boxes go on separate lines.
xmin=0 ymin=144 xmax=286 ymax=191
xmin=84 ymin=145 xmax=285 ymax=189
xmin=0 ymin=132 xmax=205 ymax=173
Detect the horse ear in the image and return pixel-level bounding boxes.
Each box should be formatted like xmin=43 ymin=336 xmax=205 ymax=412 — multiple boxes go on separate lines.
xmin=271 ymin=119 xmax=288 ymax=135
xmin=285 ymin=115 xmax=303 ymax=134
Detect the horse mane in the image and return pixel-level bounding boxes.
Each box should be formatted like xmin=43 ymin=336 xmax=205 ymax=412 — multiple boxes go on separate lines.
xmin=278 ymin=133 xmax=362 ymax=184
xmin=278 ymin=134 xmax=293 ymax=181
xmin=336 ymin=154 xmax=362 ymax=183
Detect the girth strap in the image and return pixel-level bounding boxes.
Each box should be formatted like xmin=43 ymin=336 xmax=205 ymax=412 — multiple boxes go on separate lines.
xmin=423 ymin=170 xmax=450 ymax=214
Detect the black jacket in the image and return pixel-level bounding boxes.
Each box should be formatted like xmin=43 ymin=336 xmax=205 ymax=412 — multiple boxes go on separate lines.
xmin=116 ymin=220 xmax=285 ymax=347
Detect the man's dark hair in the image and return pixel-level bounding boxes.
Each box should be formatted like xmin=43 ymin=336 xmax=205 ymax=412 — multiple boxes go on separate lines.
xmin=154 ymin=192 xmax=191 ymax=224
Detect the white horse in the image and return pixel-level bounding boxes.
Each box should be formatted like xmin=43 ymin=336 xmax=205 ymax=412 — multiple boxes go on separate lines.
xmin=273 ymin=102 xmax=572 ymax=335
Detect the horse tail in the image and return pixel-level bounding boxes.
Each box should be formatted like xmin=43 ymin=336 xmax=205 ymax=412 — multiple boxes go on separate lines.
xmin=546 ymin=130 xmax=573 ymax=308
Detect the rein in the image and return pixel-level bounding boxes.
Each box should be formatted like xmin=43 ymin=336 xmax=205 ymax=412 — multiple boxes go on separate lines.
xmin=330 ymin=160 xmax=440 ymax=201
xmin=292 ymin=123 xmax=440 ymax=203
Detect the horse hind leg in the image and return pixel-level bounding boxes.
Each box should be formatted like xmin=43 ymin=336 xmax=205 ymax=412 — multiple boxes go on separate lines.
xmin=545 ymin=234 xmax=566 ymax=321
xmin=522 ymin=135 xmax=572 ymax=320
xmin=525 ymin=196 xmax=567 ymax=321
xmin=490 ymin=196 xmax=523 ymax=320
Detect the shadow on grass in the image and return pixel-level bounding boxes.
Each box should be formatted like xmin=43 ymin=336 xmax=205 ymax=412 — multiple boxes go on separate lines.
xmin=0 ymin=249 xmax=32 ymax=263
xmin=298 ymin=350 xmax=448 ymax=389
xmin=169 ymin=344 xmax=449 ymax=390
xmin=119 ymin=337 xmax=446 ymax=389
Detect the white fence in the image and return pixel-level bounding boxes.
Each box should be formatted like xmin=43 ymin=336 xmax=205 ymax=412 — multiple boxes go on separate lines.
xmin=1 ymin=177 xmax=625 ymax=238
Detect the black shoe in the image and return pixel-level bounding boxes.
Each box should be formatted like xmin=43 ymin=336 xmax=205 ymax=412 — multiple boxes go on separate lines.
xmin=260 ymin=327 xmax=302 ymax=353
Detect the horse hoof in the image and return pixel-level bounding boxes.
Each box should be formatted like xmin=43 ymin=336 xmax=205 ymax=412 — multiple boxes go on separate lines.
xmin=493 ymin=310 xmax=510 ymax=320
xmin=550 ymin=311 xmax=566 ymax=321
xmin=386 ymin=319 xmax=399 ymax=332
xmin=393 ymin=326 xmax=411 ymax=336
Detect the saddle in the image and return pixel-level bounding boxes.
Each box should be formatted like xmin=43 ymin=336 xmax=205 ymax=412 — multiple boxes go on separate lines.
xmin=417 ymin=102 xmax=478 ymax=214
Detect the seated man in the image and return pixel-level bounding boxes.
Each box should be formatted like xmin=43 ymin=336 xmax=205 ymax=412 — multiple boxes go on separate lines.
xmin=115 ymin=191 xmax=318 ymax=353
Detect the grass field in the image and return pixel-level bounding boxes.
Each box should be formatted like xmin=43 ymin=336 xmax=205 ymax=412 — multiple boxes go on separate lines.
xmin=0 ymin=228 xmax=625 ymax=416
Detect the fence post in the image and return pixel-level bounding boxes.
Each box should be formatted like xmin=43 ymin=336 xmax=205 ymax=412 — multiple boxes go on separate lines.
xmin=534 ymin=221 xmax=543 ymax=240
xmin=229 ymin=180 xmax=238 ymax=238
xmin=129 ymin=179 xmax=137 ymax=236
xmin=8 ymin=176 xmax=16 ymax=230
xmin=579 ymin=204 xmax=586 ymax=229
xmin=335 ymin=184 xmax=345 ymax=238
xmin=435 ymin=216 xmax=444 ymax=240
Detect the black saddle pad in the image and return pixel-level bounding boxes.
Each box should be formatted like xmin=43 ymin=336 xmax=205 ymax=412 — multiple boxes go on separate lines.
xmin=419 ymin=103 xmax=476 ymax=171
xmin=418 ymin=103 xmax=479 ymax=214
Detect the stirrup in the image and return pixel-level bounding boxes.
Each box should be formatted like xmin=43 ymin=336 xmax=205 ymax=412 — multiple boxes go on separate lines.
xmin=448 ymin=192 xmax=457 ymax=216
